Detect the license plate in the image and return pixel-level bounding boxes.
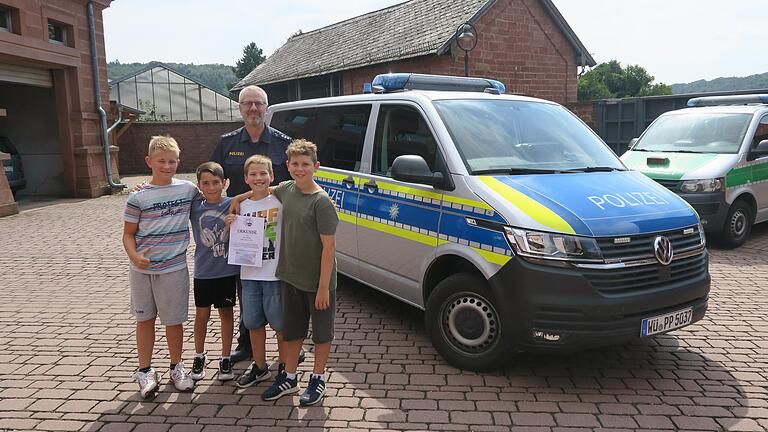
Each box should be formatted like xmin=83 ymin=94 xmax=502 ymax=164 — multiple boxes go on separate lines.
xmin=3 ymin=166 xmax=11 ymax=173
xmin=641 ymin=307 xmax=693 ymax=336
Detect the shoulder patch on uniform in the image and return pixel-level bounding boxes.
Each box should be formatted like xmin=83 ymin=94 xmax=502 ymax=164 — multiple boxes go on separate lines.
xmin=273 ymin=130 xmax=292 ymax=141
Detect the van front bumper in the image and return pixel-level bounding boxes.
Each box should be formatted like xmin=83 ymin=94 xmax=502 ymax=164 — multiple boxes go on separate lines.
xmin=677 ymin=191 xmax=728 ymax=232
xmin=488 ymin=251 xmax=710 ymax=352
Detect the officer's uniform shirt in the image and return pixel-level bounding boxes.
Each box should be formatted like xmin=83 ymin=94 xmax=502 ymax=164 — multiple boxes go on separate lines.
xmin=210 ymin=126 xmax=292 ymax=196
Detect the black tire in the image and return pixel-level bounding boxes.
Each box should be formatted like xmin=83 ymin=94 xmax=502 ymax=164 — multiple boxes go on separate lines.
xmin=720 ymin=200 xmax=752 ymax=248
xmin=425 ymin=273 xmax=511 ymax=371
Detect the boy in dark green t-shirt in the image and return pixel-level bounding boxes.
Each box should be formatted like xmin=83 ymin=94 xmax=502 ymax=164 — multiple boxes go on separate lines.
xmin=261 ymin=139 xmax=339 ymax=406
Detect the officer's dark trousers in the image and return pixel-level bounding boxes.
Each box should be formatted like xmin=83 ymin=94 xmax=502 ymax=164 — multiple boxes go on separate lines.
xmin=236 ymin=278 xmax=251 ymax=351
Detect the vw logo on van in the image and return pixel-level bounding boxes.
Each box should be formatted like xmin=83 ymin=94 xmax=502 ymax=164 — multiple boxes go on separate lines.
xmin=653 ymin=236 xmax=674 ymax=265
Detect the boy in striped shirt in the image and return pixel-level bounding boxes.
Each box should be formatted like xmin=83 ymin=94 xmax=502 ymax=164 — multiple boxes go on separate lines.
xmin=123 ymin=135 xmax=199 ymax=398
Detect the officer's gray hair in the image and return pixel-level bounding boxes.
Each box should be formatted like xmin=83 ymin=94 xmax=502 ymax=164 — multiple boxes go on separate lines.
xmin=238 ymin=85 xmax=268 ymax=105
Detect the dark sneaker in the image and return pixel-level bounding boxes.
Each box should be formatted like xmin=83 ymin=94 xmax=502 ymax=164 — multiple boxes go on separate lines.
xmin=299 ymin=375 xmax=326 ymax=406
xmin=277 ymin=362 xmax=285 ymax=376
xmin=218 ymin=358 xmax=235 ymax=381
xmin=261 ymin=372 xmax=299 ymax=401
xmin=190 ymin=354 xmax=206 ymax=381
xmin=236 ymin=362 xmax=270 ymax=388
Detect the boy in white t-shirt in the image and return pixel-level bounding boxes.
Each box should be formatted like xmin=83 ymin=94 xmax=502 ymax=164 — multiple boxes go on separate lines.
xmin=225 ymin=155 xmax=285 ymax=388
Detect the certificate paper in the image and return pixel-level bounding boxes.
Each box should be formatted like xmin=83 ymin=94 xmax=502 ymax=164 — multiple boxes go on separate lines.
xmin=228 ymin=215 xmax=265 ymax=267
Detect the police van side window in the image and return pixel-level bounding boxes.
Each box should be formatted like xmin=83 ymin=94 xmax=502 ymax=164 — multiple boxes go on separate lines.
xmin=372 ymin=105 xmax=440 ymax=177
xmin=270 ymin=105 xmax=371 ymax=170
xmin=753 ymin=115 xmax=768 ymax=148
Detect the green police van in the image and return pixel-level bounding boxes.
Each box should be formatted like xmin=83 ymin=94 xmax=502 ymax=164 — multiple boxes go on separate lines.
xmin=622 ymin=94 xmax=768 ymax=248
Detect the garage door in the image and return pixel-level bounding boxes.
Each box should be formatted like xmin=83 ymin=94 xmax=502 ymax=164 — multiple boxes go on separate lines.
xmin=0 ymin=63 xmax=53 ymax=87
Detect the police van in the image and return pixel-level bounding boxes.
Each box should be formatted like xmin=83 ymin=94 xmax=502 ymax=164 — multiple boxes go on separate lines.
xmin=266 ymin=73 xmax=710 ymax=371
xmin=621 ymin=94 xmax=768 ymax=248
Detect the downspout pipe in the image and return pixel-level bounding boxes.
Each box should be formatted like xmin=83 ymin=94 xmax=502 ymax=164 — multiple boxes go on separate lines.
xmin=87 ymin=1 xmax=125 ymax=189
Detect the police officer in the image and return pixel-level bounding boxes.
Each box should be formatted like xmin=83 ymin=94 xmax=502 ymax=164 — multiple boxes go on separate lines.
xmin=210 ymin=85 xmax=292 ymax=364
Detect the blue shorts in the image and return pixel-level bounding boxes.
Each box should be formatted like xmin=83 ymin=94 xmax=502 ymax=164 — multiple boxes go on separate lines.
xmin=241 ymin=279 xmax=283 ymax=332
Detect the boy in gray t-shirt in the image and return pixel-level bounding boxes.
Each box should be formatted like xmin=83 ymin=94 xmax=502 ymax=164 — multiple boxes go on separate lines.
xmin=261 ymin=139 xmax=338 ymax=406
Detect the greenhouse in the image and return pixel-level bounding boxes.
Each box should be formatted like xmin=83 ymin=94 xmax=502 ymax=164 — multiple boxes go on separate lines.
xmin=109 ymin=62 xmax=238 ymax=122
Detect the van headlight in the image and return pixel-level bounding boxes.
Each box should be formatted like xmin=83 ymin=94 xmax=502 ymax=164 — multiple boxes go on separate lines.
xmin=504 ymin=227 xmax=603 ymax=263
xmin=681 ymin=178 xmax=724 ymax=193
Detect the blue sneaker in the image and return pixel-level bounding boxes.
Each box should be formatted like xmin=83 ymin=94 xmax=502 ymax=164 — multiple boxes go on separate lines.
xmin=236 ymin=362 xmax=270 ymax=388
xmin=261 ymin=371 xmax=299 ymax=401
xmin=299 ymin=375 xmax=326 ymax=406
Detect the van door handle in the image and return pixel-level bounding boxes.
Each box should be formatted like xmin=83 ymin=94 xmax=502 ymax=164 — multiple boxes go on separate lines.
xmin=364 ymin=180 xmax=378 ymax=191
xmin=342 ymin=176 xmax=355 ymax=187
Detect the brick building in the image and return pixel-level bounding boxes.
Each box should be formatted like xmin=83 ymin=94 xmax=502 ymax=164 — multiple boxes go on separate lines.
xmin=0 ymin=0 xmax=115 ymax=210
xmin=233 ymin=0 xmax=595 ymax=105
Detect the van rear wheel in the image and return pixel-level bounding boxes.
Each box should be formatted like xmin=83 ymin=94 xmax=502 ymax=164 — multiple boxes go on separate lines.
xmin=425 ymin=273 xmax=509 ymax=371
xmin=720 ymin=200 xmax=752 ymax=248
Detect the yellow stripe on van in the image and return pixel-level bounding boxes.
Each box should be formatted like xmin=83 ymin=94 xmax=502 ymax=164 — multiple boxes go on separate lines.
xmin=479 ymin=176 xmax=575 ymax=234
xmin=356 ymin=217 xmax=437 ymax=246
xmin=443 ymin=195 xmax=493 ymax=210
xmin=473 ymin=247 xmax=511 ymax=266
xmin=375 ymin=181 xmax=443 ymax=201
xmin=315 ymin=170 xmax=360 ymax=183
xmin=373 ymin=180 xmax=492 ymax=210
xmin=437 ymin=239 xmax=511 ymax=266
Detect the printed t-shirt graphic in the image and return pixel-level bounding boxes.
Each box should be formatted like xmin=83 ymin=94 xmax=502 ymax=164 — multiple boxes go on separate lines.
xmin=239 ymin=195 xmax=282 ymax=281
xmin=189 ymin=196 xmax=239 ymax=279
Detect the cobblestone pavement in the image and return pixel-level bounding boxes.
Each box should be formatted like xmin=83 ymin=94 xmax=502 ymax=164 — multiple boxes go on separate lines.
xmin=1 ymin=183 xmax=767 ymax=431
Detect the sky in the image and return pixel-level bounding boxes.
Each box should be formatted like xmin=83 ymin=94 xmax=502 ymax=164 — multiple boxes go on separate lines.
xmin=103 ymin=0 xmax=767 ymax=85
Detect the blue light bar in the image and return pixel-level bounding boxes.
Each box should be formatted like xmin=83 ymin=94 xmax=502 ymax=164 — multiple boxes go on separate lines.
xmin=687 ymin=94 xmax=768 ymax=107
xmin=371 ymin=73 xmax=506 ymax=94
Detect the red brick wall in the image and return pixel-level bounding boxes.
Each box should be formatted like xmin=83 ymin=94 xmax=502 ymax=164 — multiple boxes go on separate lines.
xmin=343 ymin=0 xmax=580 ymax=105
xmin=0 ymin=0 xmax=114 ymax=197
xmin=566 ymin=101 xmax=597 ymax=131
xmin=116 ymin=122 xmax=242 ymax=174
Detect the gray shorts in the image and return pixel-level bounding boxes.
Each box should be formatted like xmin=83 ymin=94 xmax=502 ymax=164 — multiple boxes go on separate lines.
xmin=129 ymin=267 xmax=190 ymax=325
xmin=282 ymin=282 xmax=335 ymax=344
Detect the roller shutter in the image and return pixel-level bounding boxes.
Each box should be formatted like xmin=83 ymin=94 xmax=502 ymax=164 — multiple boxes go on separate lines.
xmin=0 ymin=63 xmax=53 ymax=87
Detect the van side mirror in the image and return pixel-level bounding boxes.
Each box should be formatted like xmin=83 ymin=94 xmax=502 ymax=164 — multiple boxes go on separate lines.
xmin=748 ymin=139 xmax=768 ymax=161
xmin=391 ymin=155 xmax=452 ymax=190
xmin=629 ymin=138 xmax=639 ymax=149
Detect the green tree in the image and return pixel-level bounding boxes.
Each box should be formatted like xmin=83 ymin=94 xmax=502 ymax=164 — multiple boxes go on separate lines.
xmin=233 ymin=42 xmax=266 ymax=79
xmin=578 ymin=60 xmax=672 ymax=100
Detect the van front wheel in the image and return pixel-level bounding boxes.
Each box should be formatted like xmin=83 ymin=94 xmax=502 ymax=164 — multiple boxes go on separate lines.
xmin=721 ymin=200 xmax=752 ymax=248
xmin=425 ymin=273 xmax=509 ymax=371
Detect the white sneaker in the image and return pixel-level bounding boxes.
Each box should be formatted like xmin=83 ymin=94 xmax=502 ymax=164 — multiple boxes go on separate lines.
xmin=170 ymin=362 xmax=195 ymax=392
xmin=133 ymin=368 xmax=159 ymax=399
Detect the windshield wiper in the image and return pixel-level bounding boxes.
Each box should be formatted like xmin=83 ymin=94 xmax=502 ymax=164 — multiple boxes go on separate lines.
xmin=664 ymin=149 xmax=703 ymax=154
xmin=472 ymin=168 xmax=562 ymax=175
xmin=565 ymin=166 xmax=624 ymax=172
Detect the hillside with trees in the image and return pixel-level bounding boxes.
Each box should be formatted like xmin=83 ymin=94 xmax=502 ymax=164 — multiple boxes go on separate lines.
xmin=671 ymin=72 xmax=768 ymax=94
xmin=107 ymin=61 xmax=238 ymax=95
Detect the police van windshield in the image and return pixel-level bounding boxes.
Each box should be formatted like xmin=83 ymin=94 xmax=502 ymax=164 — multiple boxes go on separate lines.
xmin=634 ymin=113 xmax=751 ymax=154
xmin=433 ymin=99 xmax=624 ymax=174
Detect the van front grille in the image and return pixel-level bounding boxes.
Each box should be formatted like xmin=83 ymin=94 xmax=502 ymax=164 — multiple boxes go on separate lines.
xmin=596 ymin=225 xmax=703 ymax=261
xmin=578 ymin=253 xmax=707 ymax=296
